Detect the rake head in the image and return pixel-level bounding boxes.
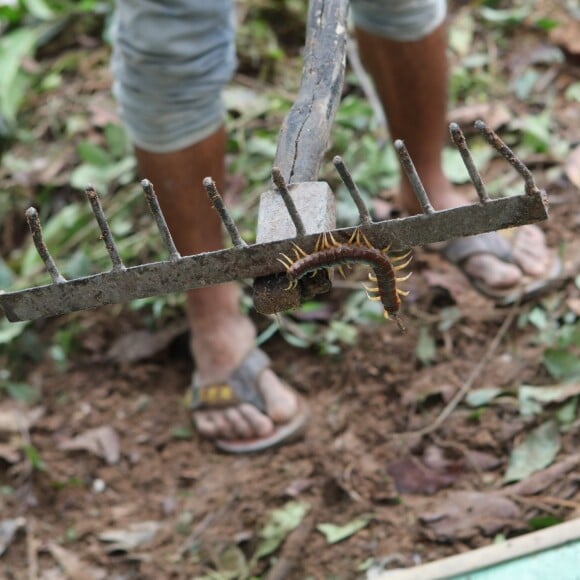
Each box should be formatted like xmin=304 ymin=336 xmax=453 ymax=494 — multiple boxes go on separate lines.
xmin=0 ymin=120 xmax=549 ymax=323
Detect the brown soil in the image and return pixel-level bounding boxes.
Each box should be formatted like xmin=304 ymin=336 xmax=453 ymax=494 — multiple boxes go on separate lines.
xmin=1 ymin=3 xmax=580 ymax=579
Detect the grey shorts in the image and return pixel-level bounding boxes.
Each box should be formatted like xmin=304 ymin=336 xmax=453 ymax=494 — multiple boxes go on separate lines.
xmin=112 ymin=0 xmax=447 ymax=153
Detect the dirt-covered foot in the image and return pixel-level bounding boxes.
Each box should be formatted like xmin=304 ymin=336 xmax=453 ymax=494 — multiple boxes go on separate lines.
xmin=187 ymin=284 xmax=299 ymax=443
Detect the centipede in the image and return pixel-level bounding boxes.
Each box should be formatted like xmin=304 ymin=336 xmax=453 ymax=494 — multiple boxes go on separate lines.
xmin=278 ymin=229 xmax=412 ymax=332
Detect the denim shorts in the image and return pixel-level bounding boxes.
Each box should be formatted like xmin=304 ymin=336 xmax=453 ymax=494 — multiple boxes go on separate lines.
xmin=111 ymin=0 xmax=447 ymax=153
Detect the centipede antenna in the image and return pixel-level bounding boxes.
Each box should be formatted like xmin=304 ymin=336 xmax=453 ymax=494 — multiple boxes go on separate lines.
xmin=333 ymin=156 xmax=373 ymax=225
xmin=25 ymin=207 xmax=66 ymax=284
xmin=141 ymin=179 xmax=181 ymax=261
xmin=474 ymin=120 xmax=540 ymax=196
xmin=203 ymin=177 xmax=247 ymax=248
xmin=394 ymin=140 xmax=435 ymax=215
xmin=393 ymin=314 xmax=407 ymax=333
xmin=449 ymin=123 xmax=490 ymax=203
xmin=85 ymin=186 xmax=125 ymax=271
xmin=271 ymin=167 xmax=306 ymax=237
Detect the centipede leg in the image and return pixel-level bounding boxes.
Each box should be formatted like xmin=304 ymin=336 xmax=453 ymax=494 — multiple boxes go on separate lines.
xmin=396 ymin=288 xmax=410 ymax=296
xmin=395 ymin=272 xmax=413 ymax=282
xmin=393 ymin=256 xmax=413 ymax=271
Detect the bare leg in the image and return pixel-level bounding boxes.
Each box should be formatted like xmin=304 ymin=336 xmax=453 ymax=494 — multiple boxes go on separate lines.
xmin=135 ymin=128 xmax=298 ymax=441
xmin=355 ymin=24 xmax=549 ymax=288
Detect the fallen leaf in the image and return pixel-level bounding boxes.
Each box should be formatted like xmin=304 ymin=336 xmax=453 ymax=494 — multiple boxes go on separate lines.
xmin=47 ymin=542 xmax=106 ymax=580
xmin=518 ymin=383 xmax=580 ymax=417
xmin=106 ymin=320 xmax=188 ymax=363
xmin=0 ymin=406 xmax=43 ymax=433
xmin=60 ymin=426 xmax=120 ymax=465
xmin=550 ymin=21 xmax=580 ymax=56
xmin=466 ymin=450 xmax=502 ymax=472
xmin=0 ymin=517 xmax=26 ymax=556
xmin=387 ymin=457 xmax=459 ymax=495
xmin=565 ymin=146 xmax=580 ymax=189
xmin=420 ymin=491 xmax=522 ymax=541
xmin=502 ymin=453 xmax=580 ymax=496
xmin=317 ymin=514 xmax=373 ymax=544
xmin=98 ymin=521 xmax=162 ymax=552
xmin=503 ymin=421 xmax=561 ymax=483
xmin=0 ymin=442 xmax=20 ymax=463
xmin=284 ymin=478 xmax=315 ymax=497
xmin=465 ymin=387 xmax=505 ymax=408
xmin=255 ymin=501 xmax=310 ymax=560
xmin=448 ymin=102 xmax=511 ymax=130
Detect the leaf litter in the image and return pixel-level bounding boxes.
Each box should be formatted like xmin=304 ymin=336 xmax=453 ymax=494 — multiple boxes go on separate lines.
xmin=1 ymin=1 xmax=580 ymax=578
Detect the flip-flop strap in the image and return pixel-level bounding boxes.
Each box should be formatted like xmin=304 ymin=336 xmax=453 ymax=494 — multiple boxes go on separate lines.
xmin=191 ymin=348 xmax=270 ymax=413
xmin=443 ymin=232 xmax=513 ymax=265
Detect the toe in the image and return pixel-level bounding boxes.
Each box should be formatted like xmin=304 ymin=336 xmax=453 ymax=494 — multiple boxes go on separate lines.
xmin=259 ymin=369 xmax=299 ymax=424
xmin=511 ymin=226 xmax=550 ymax=277
xmin=194 ymin=412 xmax=219 ymax=439
xmin=238 ymin=404 xmax=275 ymax=438
xmin=224 ymin=407 xmax=255 ymax=439
xmin=206 ymin=410 xmax=237 ymax=440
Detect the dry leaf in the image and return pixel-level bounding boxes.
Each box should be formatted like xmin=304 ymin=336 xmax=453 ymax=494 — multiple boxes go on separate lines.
xmin=47 ymin=543 xmax=106 ymax=580
xmin=0 ymin=406 xmax=44 ymax=433
xmin=448 ymin=102 xmax=511 ymax=131
xmin=0 ymin=518 xmax=26 ymax=557
xmin=98 ymin=521 xmax=162 ymax=552
xmin=60 ymin=426 xmax=120 ymax=465
xmin=0 ymin=442 xmax=20 ymax=464
xmin=387 ymin=456 xmax=460 ymax=495
xmin=420 ymin=491 xmax=522 ymax=541
xmin=106 ymin=320 xmax=188 ymax=363
xmin=501 ymin=453 xmax=580 ymax=496
xmin=565 ymin=146 xmax=580 ymax=189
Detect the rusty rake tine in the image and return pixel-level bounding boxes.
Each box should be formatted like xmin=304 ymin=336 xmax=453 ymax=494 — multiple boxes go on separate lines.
xmin=202 ymin=177 xmax=246 ymax=248
xmin=333 ymin=156 xmax=372 ymax=225
xmin=85 ymin=186 xmax=125 ymax=271
xmin=271 ymin=167 xmax=306 ymax=237
xmin=474 ymin=119 xmax=539 ymax=196
xmin=141 ymin=179 xmax=181 ymax=262
xmin=449 ymin=122 xmax=490 ymax=203
xmin=25 ymin=207 xmax=66 ymax=283
xmin=394 ymin=139 xmax=435 ymax=214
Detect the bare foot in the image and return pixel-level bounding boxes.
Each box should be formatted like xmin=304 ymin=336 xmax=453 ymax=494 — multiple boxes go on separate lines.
xmin=401 ymin=176 xmax=552 ymax=292
xmin=187 ymin=284 xmax=299 ymax=442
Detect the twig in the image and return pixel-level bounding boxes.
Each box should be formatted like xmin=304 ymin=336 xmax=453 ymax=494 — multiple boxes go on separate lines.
xmin=265 ymin=515 xmax=315 ymax=580
xmin=415 ymin=304 xmax=519 ymax=436
xmin=27 ymin=519 xmax=38 ymax=580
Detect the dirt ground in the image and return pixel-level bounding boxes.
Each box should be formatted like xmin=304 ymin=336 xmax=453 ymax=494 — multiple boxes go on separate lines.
xmin=1 ymin=3 xmax=580 ymax=579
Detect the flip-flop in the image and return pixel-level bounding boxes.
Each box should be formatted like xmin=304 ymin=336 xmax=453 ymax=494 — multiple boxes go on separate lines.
xmin=189 ymin=348 xmax=309 ymax=454
xmin=441 ymin=227 xmax=563 ymax=305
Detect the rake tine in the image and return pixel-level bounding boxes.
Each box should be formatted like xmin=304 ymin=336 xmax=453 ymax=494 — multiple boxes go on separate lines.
xmin=449 ymin=122 xmax=490 ymax=203
xmin=85 ymin=186 xmax=125 ymax=271
xmin=394 ymin=139 xmax=435 ymax=214
xmin=141 ymin=179 xmax=181 ymax=262
xmin=333 ymin=155 xmax=373 ymax=225
xmin=271 ymin=167 xmax=306 ymax=237
xmin=203 ymin=177 xmax=247 ymax=248
xmin=25 ymin=207 xmax=66 ymax=283
xmin=474 ymin=119 xmax=540 ymax=196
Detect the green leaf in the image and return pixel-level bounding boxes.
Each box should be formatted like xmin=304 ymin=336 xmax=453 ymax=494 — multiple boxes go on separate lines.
xmin=556 ymin=397 xmax=578 ymax=426
xmin=528 ymin=515 xmax=561 ymax=530
xmin=518 ymin=384 xmax=580 ymax=417
xmin=465 ymin=387 xmax=504 ymax=408
xmin=534 ymin=18 xmax=559 ymax=32
xmin=543 ymin=349 xmax=580 ymax=382
xmin=479 ymin=6 xmax=530 ymax=26
xmin=104 ymin=123 xmax=129 ymax=159
xmin=2 ymin=382 xmax=41 ymax=405
xmin=77 ymin=141 xmax=113 ymax=167
xmin=0 ymin=256 xmax=15 ymax=289
xmin=255 ymin=501 xmax=310 ymax=559
xmin=23 ymin=0 xmax=55 ymax=20
xmin=317 ymin=514 xmax=373 ymax=544
xmin=23 ymin=444 xmax=45 ymax=471
xmin=0 ymin=27 xmax=42 ymax=129
xmin=0 ymin=320 xmax=28 ymax=344
xmin=565 ymin=82 xmax=580 ymax=103
xmin=503 ymin=421 xmax=561 ymax=483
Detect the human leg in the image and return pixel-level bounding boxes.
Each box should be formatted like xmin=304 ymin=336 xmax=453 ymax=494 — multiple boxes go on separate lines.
xmin=111 ymin=0 xmax=302 ymax=447
xmin=351 ymin=0 xmax=553 ymax=295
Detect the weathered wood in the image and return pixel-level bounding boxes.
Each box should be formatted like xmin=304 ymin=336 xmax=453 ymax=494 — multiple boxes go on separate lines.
xmin=273 ymin=0 xmax=349 ymax=183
